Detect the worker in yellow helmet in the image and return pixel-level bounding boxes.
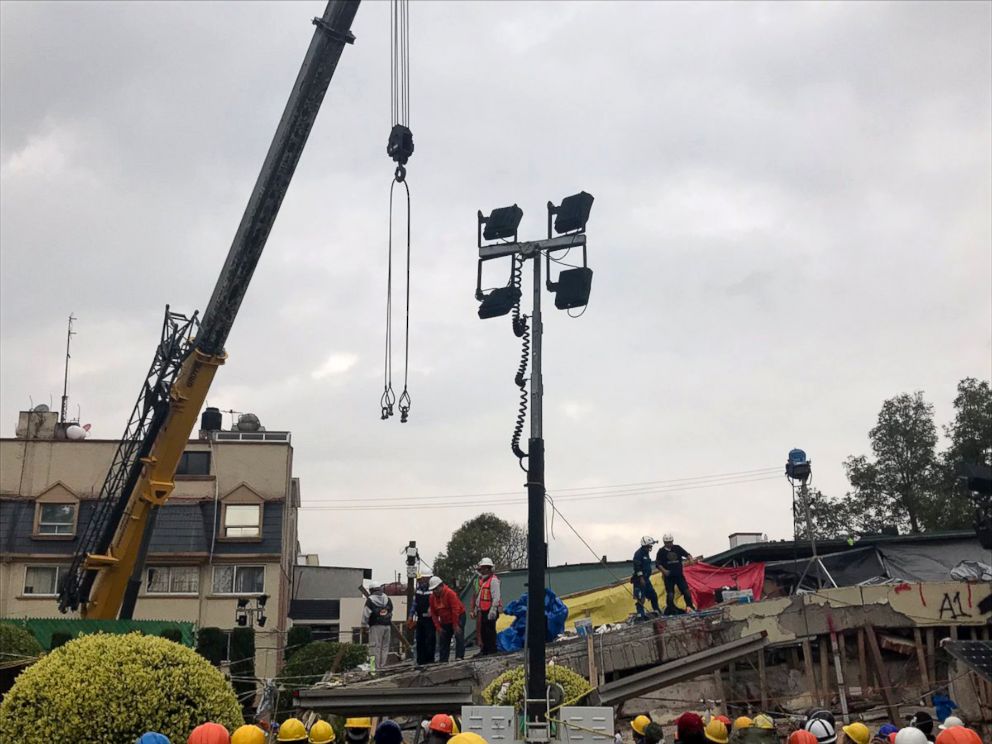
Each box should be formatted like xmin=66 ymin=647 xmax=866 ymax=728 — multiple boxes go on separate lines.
xmin=704 ymin=719 xmax=730 ymax=744
xmin=448 ymin=734 xmax=487 ymax=744
xmin=730 ymin=717 xmax=752 ymax=744
xmin=232 ymin=725 xmax=267 ymax=744
xmin=278 ymin=718 xmax=309 ymax=744
xmin=310 ymin=720 xmax=336 ymax=744
xmin=345 ymin=719 xmax=373 ymax=744
xmin=632 ymin=715 xmax=652 ymax=744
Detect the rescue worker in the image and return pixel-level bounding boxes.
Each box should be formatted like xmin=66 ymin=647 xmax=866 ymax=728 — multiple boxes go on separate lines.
xmin=345 ymin=718 xmax=373 ymax=744
xmin=730 ymin=718 xmax=752 ymax=744
xmin=429 ymin=575 xmax=466 ymax=663
xmin=790 ymin=734 xmax=819 ymax=744
xmin=740 ymin=714 xmax=778 ymax=744
xmin=310 ymin=720 xmax=336 ymax=744
xmin=675 ymin=712 xmax=706 ymax=744
xmin=231 ymin=725 xmax=267 ymax=744
xmin=362 ymin=581 xmax=394 ymax=671
xmin=470 ymin=557 xmax=502 ymax=656
xmin=425 ymin=714 xmax=455 ymax=744
xmin=804 ymin=718 xmax=837 ymax=744
xmin=839 ymin=723 xmax=870 ymax=744
xmin=137 ymin=734 xmax=171 ymax=744
xmin=278 ymin=718 xmax=309 ymax=744
xmin=188 ymin=723 xmax=231 ymax=744
xmin=655 ymin=534 xmax=697 ymax=615
xmin=907 ymin=713 xmax=934 ymax=742
xmin=704 ymin=719 xmax=729 ymax=744
xmin=410 ymin=571 xmax=436 ymax=665
xmin=632 ymin=715 xmax=652 ymax=744
xmin=632 ymin=536 xmax=661 ymax=619
xmin=375 ymin=720 xmax=405 ymax=744
xmin=644 ymin=723 xmax=667 ymax=744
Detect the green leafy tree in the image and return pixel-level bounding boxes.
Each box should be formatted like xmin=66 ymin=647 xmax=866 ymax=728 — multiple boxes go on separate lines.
xmin=433 ymin=513 xmax=527 ymax=590
xmin=842 ymin=391 xmax=939 ymax=533
xmin=275 ymin=641 xmax=366 ymax=715
xmin=793 ymin=487 xmax=850 ymax=540
xmin=285 ymin=625 xmax=313 ymax=662
xmin=0 ymin=623 xmax=43 ymax=662
xmin=230 ymin=627 xmax=255 ymax=714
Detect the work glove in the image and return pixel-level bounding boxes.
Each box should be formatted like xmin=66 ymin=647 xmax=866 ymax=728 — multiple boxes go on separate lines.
xmin=487 ymin=606 xmax=498 ymax=621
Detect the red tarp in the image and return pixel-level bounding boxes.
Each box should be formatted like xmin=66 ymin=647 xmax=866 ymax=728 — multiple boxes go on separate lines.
xmin=683 ymin=561 xmax=765 ymax=609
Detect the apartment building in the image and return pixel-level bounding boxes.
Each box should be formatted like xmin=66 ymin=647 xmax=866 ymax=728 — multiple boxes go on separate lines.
xmin=0 ymin=408 xmax=299 ymax=679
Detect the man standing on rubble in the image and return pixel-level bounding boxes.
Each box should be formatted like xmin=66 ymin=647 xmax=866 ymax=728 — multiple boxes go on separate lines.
xmin=470 ymin=557 xmax=502 ymax=656
xmin=655 ymin=533 xmax=697 ymax=615
xmin=429 ymin=576 xmax=466 ymax=662
xmin=410 ymin=571 xmax=436 ymax=665
xmin=362 ymin=581 xmax=393 ymax=670
xmin=632 ymin=536 xmax=662 ymax=619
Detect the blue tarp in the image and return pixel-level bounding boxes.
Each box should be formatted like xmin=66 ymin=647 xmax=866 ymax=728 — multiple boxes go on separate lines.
xmin=497 ymin=588 xmax=569 ymax=652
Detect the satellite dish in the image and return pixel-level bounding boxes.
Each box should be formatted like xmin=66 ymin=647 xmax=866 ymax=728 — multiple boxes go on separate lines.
xmin=32 ymin=404 xmax=50 ymax=413
xmin=236 ymin=413 xmax=261 ymax=432
xmin=65 ymin=424 xmax=88 ymax=440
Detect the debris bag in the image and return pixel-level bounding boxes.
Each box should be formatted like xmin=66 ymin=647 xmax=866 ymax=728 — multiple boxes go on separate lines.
xmin=949 ymin=560 xmax=992 ymax=582
xmin=497 ymin=588 xmax=570 ymax=653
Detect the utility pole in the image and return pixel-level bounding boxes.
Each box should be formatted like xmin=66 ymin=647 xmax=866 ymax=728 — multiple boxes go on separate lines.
xmin=405 ymin=540 xmax=417 ymax=652
xmin=60 ymin=313 xmax=76 ymax=424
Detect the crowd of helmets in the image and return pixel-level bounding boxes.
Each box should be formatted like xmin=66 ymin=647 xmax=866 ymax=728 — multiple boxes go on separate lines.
xmin=133 ymin=713 xmax=482 ymax=744
xmin=627 ymin=708 xmax=984 ymax=744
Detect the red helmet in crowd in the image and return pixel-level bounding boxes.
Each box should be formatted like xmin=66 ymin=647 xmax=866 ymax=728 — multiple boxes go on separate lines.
xmin=188 ymin=723 xmax=231 ymax=744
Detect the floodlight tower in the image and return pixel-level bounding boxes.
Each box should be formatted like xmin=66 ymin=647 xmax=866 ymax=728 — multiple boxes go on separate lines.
xmin=475 ymin=192 xmax=594 ymax=739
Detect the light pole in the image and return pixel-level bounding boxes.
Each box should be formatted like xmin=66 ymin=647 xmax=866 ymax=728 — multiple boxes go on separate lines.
xmin=475 ymin=192 xmax=594 ymax=737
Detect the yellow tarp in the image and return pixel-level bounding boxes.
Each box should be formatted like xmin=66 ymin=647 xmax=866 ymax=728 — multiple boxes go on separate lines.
xmin=495 ymin=573 xmax=686 ymax=633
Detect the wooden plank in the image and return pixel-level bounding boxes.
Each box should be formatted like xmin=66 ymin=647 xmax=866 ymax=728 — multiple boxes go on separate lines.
xmin=712 ymin=667 xmax=726 ymax=716
xmin=803 ymin=638 xmax=819 ymax=704
xmin=829 ymin=629 xmax=850 ymax=725
xmin=819 ymin=636 xmax=831 ymax=707
xmin=926 ymin=627 xmax=936 ymax=692
xmin=857 ymin=629 xmax=868 ymax=691
xmin=757 ymin=649 xmax=769 ymax=710
xmin=864 ymin=622 xmax=899 ymax=723
xmin=587 ymin=633 xmax=599 ymax=688
xmin=948 ymin=625 xmax=959 ymax=701
xmin=913 ymin=628 xmax=931 ymax=706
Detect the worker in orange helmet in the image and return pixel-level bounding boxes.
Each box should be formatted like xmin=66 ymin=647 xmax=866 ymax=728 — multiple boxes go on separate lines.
xmin=789 ymin=733 xmax=818 ymax=744
xmin=426 ymin=714 xmax=455 ymax=744
xmin=188 ymin=723 xmax=231 ymax=744
xmin=935 ymin=729 xmax=982 ymax=744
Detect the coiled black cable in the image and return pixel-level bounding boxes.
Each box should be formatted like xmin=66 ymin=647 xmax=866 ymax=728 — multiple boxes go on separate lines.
xmin=510 ymin=255 xmax=529 ymax=470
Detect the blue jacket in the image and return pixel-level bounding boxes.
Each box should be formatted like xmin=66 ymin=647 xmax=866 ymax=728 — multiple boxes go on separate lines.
xmin=632 ymin=546 xmax=653 ymax=578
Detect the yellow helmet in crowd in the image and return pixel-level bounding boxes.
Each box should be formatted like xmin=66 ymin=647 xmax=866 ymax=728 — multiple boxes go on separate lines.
xmin=632 ymin=716 xmax=652 ymax=735
xmin=310 ymin=720 xmax=336 ymax=744
xmin=232 ymin=725 xmax=267 ymax=744
xmin=346 ymin=719 xmax=373 ymax=730
xmin=752 ymin=715 xmax=775 ymax=730
xmin=279 ymin=718 xmax=309 ymax=742
xmin=704 ymin=719 xmax=729 ymax=744
xmin=732 ymin=717 xmax=752 ymax=730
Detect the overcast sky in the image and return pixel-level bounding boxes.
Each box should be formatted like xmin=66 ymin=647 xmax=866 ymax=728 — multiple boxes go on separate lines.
xmin=2 ymin=1 xmax=990 ymax=582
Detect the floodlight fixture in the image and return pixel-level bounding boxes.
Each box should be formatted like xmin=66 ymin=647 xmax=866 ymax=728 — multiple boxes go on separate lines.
xmin=552 ymin=268 xmax=593 ymax=310
xmin=549 ymin=191 xmax=594 ymax=235
xmin=478 ymin=285 xmax=522 ymax=319
xmin=236 ymin=613 xmax=247 ymax=627
xmin=237 ymin=597 xmax=249 ymax=609
xmin=257 ymin=614 xmax=267 ymax=628
xmin=258 ymin=593 xmax=269 ymax=608
xmin=478 ymin=204 xmax=524 ymax=244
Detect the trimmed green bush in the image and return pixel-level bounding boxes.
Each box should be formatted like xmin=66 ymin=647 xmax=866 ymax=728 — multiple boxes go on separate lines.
xmin=48 ymin=631 xmax=72 ymax=650
xmin=196 ymin=626 xmax=227 ymax=665
xmin=285 ymin=625 xmax=312 ymax=661
xmin=230 ymin=627 xmax=255 ymax=712
xmin=0 ymin=624 xmax=43 ymax=662
xmin=159 ymin=628 xmax=184 ymax=644
xmin=0 ymin=632 xmax=243 ymax=744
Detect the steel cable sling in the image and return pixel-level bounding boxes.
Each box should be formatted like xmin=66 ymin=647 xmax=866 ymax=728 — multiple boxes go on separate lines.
xmin=381 ymin=0 xmax=414 ymax=422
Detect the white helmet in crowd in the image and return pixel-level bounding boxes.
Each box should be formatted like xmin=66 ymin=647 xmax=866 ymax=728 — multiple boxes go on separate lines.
xmin=894 ymin=730 xmax=928 ymax=744
xmin=418 ymin=570 xmax=433 ymax=580
xmin=428 ymin=576 xmax=443 ymax=590
xmin=368 ymin=581 xmax=383 ymax=592
xmin=939 ymin=717 xmax=964 ymax=730
xmin=477 ymin=557 xmax=495 ymax=568
xmin=662 ymin=533 xmax=674 ymax=543
xmin=640 ymin=536 xmax=657 ymax=547
xmin=805 ymin=719 xmax=836 ymax=744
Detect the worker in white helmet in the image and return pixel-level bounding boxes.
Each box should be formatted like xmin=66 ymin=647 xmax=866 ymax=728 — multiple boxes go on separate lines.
xmin=410 ymin=570 xmax=436 ymax=665
xmin=632 ymin=536 xmax=662 ymax=619
xmin=655 ymin=533 xmax=697 ymax=615
xmin=470 ymin=557 xmax=502 ymax=655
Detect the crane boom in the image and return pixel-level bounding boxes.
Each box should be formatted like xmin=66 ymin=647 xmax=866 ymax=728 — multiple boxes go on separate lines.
xmin=59 ymin=0 xmax=361 ymax=620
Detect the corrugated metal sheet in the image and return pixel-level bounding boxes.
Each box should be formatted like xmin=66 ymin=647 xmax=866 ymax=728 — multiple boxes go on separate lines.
xmin=0 ymin=618 xmax=196 ymax=650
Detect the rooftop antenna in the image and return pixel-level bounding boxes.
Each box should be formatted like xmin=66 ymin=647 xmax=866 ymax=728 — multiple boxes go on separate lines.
xmin=60 ymin=314 xmax=77 ymax=424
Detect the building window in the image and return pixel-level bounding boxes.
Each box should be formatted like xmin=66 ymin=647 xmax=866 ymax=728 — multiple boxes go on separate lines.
xmin=212 ymin=565 xmax=264 ymax=595
xmin=147 ymin=566 xmax=200 ymax=594
xmin=177 ymin=451 xmax=211 ymax=475
xmin=24 ymin=565 xmax=66 ymax=595
xmin=37 ymin=503 xmax=76 ymax=535
xmin=224 ymin=504 xmax=261 ymax=538
xmin=309 ymin=624 xmax=341 ymax=642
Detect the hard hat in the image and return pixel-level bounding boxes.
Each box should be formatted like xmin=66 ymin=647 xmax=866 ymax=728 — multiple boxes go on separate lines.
xmin=894 ymin=730 xmax=928 ymax=744
xmin=374 ymin=720 xmax=404 ymax=744
xmin=788 ymin=733 xmax=819 ymax=744
xmin=429 ymin=714 xmax=455 ymax=735
xmin=368 ymin=581 xmax=383 ymax=591
xmin=448 ymin=735 xmax=488 ymax=744
xmin=908 ymin=712 xmax=933 ymax=736
xmin=477 ymin=557 xmax=495 ymax=568
xmin=935 ymin=729 xmax=982 ymax=744
xmin=232 ymin=726 xmax=267 ymax=744
xmin=643 ymin=723 xmax=666 ymax=744
xmin=842 ymin=722 xmax=870 ymax=744
xmin=878 ymin=725 xmax=899 ymax=738
xmin=752 ymin=715 xmax=775 ymax=731
xmin=640 ymin=536 xmax=657 ymax=547
xmin=310 ymin=720 xmax=336 ymax=744
xmin=279 ymin=718 xmax=309 ymax=742
xmin=662 ymin=533 xmax=674 ymax=542
xmin=418 ymin=570 xmax=433 ymax=579
xmin=703 ymin=719 xmax=729 ymax=744
xmin=450 ymin=717 xmax=460 ymax=735
xmin=137 ymin=734 xmax=171 ymax=744
xmin=938 ymin=717 xmax=963 ymax=731
xmin=806 ymin=709 xmax=836 ymax=728
xmin=428 ymin=576 xmax=443 ymax=590
xmin=188 ymin=723 xmax=231 ymax=744
xmin=632 ymin=715 xmax=652 ymax=735
xmin=714 ymin=716 xmax=731 ymax=727
xmin=732 ymin=717 xmax=752 ymax=731
xmin=804 ymin=718 xmax=836 ymax=744
xmin=346 ymin=719 xmax=373 ymax=730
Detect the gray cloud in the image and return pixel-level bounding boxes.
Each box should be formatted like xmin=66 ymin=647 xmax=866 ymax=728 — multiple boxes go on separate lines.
xmin=2 ymin=1 xmax=989 ymax=578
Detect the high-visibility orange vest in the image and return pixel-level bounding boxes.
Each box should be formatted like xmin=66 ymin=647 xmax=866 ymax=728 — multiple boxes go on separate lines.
xmin=478 ymin=576 xmax=494 ymax=610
